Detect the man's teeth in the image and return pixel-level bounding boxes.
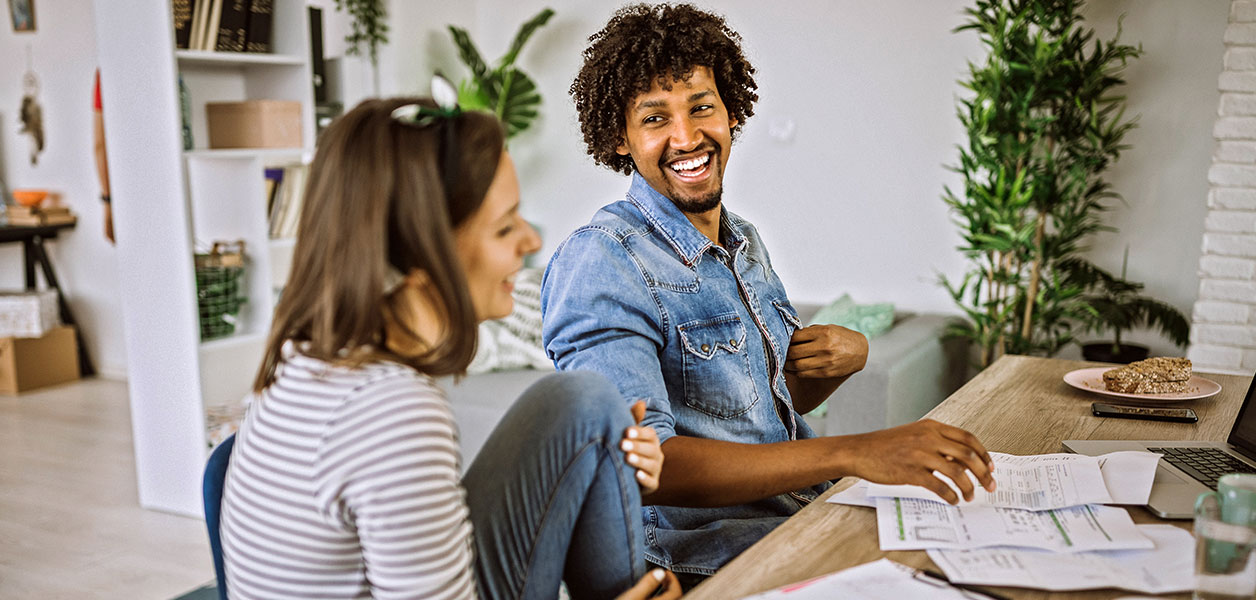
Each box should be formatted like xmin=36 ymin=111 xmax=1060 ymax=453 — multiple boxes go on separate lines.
xmin=670 ymin=154 xmax=710 ymax=172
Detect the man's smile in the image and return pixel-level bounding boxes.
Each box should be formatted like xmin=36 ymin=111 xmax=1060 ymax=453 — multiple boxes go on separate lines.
xmin=663 ymin=146 xmax=716 ymax=184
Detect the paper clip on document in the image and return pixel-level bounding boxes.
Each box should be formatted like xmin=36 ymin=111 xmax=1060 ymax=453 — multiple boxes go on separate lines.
xmin=912 ymin=568 xmax=1012 ymax=600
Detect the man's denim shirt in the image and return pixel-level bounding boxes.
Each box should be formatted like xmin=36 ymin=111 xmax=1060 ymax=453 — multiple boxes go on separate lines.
xmin=541 ymin=173 xmax=830 ymax=575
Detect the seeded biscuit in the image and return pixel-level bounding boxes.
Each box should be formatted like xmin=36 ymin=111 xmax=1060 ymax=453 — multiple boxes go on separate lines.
xmin=1102 ymin=357 xmax=1192 ymax=394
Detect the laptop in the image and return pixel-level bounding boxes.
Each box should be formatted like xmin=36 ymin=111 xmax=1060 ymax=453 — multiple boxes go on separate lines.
xmin=1063 ymin=371 xmax=1256 ymax=519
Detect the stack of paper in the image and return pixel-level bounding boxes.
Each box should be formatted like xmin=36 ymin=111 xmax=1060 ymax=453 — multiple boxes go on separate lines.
xmin=819 ymin=451 xmax=1192 ymax=594
xmin=928 ymin=525 xmax=1194 ymax=594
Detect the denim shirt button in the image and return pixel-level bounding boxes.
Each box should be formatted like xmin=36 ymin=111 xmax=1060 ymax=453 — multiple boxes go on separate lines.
xmin=701 ymin=343 xmax=711 ymax=353
xmin=728 ymin=339 xmax=738 ymax=347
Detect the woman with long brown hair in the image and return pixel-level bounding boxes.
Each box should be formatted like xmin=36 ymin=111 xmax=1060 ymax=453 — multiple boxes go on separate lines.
xmin=219 ymin=96 xmax=680 ymax=600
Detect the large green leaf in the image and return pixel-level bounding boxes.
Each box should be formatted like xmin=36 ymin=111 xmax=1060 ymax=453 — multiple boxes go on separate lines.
xmin=480 ymin=68 xmax=542 ymax=138
xmin=448 ymin=25 xmax=488 ymax=81
xmin=501 ymin=8 xmax=555 ymax=68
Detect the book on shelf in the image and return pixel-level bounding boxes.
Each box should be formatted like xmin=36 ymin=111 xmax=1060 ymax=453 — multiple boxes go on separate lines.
xmin=205 ymin=0 xmax=224 ymax=51
xmin=267 ymin=163 xmax=307 ymax=239
xmin=173 ymin=0 xmax=195 ymax=49
xmin=263 ymin=167 xmax=283 ymax=215
xmin=215 ymin=0 xmax=250 ymax=52
xmin=179 ymin=0 xmax=272 ymax=53
xmin=246 ymin=0 xmax=273 ymax=53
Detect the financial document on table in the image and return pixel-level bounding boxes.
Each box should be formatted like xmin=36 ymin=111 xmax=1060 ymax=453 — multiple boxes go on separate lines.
xmin=864 ymin=452 xmax=1113 ymax=510
xmin=833 ymin=451 xmax=1160 ymax=510
xmin=875 ymin=497 xmax=1153 ymax=552
xmin=927 ymin=524 xmax=1193 ymax=594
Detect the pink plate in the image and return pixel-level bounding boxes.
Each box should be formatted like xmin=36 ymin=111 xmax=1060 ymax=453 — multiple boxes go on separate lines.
xmin=1063 ymin=367 xmax=1222 ymax=404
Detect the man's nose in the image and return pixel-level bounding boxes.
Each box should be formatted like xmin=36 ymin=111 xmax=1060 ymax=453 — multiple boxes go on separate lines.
xmin=669 ymin=117 xmax=703 ymax=152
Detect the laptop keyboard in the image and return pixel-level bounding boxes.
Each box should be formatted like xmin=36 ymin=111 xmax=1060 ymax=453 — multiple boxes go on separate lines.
xmin=1148 ymin=447 xmax=1256 ymax=489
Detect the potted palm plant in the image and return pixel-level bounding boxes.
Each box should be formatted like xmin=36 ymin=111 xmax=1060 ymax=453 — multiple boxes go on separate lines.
xmin=1070 ymin=249 xmax=1190 ymax=363
xmin=940 ymin=0 xmax=1190 ymax=369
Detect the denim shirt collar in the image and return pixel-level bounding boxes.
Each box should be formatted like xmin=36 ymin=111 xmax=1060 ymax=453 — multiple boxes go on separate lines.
xmin=625 ymin=172 xmax=744 ymax=266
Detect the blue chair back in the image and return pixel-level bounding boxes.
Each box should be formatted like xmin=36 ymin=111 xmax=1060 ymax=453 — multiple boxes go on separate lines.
xmin=203 ymin=434 xmax=235 ymax=600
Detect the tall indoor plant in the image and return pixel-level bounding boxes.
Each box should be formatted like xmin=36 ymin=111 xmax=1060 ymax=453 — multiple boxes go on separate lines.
xmin=940 ymin=0 xmax=1189 ymax=368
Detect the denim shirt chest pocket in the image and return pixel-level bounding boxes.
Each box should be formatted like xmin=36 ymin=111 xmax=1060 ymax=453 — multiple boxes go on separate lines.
xmin=676 ymin=313 xmax=758 ymax=418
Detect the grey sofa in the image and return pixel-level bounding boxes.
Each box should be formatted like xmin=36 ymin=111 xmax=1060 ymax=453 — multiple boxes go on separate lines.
xmin=443 ymin=305 xmax=968 ymax=466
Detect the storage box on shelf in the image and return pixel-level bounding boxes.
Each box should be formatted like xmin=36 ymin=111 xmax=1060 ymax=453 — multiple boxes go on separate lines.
xmin=206 ymin=100 xmax=303 ymax=149
xmin=95 ymin=0 xmax=314 ymax=515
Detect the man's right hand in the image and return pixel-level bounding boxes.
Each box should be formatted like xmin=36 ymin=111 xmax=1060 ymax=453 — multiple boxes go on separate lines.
xmin=615 ymin=569 xmax=682 ymax=600
xmin=844 ymin=419 xmax=995 ymax=504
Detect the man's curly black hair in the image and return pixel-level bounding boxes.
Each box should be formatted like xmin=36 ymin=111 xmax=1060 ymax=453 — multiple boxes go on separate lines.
xmin=570 ymin=3 xmax=758 ymax=175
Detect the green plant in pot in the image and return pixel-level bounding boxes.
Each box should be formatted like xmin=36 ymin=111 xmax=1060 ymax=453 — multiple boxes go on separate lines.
xmin=446 ymin=8 xmax=554 ymax=139
xmin=1070 ymin=248 xmax=1190 ymax=363
xmin=940 ymin=0 xmax=1189 ymax=369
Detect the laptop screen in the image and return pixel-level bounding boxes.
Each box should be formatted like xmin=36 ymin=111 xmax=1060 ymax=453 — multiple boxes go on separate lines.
xmin=1227 ymin=373 xmax=1256 ymax=453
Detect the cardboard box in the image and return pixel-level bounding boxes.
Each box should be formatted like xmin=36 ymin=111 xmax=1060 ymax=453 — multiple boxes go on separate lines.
xmin=0 ymin=326 xmax=81 ymax=395
xmin=206 ymin=100 xmax=303 ymax=149
xmin=0 ymin=290 xmax=61 ymax=338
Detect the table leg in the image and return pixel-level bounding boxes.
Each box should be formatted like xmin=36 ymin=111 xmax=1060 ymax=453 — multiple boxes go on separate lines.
xmin=23 ymin=238 xmax=36 ymax=289
xmin=30 ymin=236 xmax=96 ymax=376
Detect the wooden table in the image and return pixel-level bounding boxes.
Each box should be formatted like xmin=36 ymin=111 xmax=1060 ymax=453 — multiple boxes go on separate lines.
xmin=687 ymin=355 xmax=1254 ymax=600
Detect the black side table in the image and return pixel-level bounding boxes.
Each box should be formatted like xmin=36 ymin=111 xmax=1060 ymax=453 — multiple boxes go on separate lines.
xmin=0 ymin=222 xmax=96 ymax=376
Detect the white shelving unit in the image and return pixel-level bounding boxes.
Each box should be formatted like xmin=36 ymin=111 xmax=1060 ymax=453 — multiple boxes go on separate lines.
xmin=94 ymin=0 xmax=314 ymax=516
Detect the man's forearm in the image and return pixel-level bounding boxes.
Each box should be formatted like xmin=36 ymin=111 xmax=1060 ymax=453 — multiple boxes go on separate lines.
xmin=646 ymin=435 xmax=854 ymax=507
xmin=785 ymin=372 xmax=850 ymax=414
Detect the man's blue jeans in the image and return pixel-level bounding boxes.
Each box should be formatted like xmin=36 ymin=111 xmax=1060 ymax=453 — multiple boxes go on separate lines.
xmin=464 ymin=371 xmax=646 ymax=599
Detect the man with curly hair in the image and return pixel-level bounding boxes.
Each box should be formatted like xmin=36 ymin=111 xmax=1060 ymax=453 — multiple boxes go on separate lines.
xmin=542 ymin=3 xmax=996 ymax=582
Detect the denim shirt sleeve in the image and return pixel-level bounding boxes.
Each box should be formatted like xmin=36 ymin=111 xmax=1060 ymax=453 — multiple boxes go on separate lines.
xmin=541 ymin=228 xmax=678 ymax=443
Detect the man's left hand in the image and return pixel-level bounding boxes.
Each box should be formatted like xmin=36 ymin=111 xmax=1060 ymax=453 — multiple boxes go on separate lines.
xmin=785 ymin=324 xmax=868 ymax=379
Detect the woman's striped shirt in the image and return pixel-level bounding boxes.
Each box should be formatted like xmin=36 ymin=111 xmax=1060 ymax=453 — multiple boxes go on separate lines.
xmin=220 ymin=343 xmax=477 ymax=599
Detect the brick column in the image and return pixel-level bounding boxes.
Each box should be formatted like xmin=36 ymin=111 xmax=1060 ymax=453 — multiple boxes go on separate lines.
xmin=1191 ymin=0 xmax=1256 ymax=374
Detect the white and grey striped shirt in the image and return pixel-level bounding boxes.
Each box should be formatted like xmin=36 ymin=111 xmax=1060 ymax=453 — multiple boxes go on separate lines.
xmin=221 ymin=343 xmax=477 ymax=599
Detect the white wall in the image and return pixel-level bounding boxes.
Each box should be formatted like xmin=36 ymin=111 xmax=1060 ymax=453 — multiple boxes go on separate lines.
xmin=0 ymin=0 xmax=1229 ymax=380
xmin=1082 ymin=0 xmax=1229 ymax=358
xmin=0 ymin=1 xmax=126 ymax=379
xmin=459 ymin=0 xmax=1227 ymax=357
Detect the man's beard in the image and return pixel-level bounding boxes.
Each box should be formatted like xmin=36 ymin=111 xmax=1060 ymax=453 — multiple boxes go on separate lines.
xmin=672 ymin=188 xmax=722 ymax=214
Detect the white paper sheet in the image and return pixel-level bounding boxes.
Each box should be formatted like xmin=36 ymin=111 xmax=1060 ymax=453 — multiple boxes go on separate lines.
xmin=865 ymin=452 xmax=1114 ymax=510
xmin=876 ymin=497 xmax=1153 ymax=552
xmin=827 ymin=480 xmax=876 ymax=508
xmin=927 ymin=524 xmax=1193 ymax=594
xmin=739 ymin=558 xmax=977 ymax=600
xmin=1096 ymin=451 xmax=1162 ymax=505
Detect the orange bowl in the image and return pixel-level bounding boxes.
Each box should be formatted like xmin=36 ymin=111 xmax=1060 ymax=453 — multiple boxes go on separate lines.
xmin=12 ymin=189 xmax=48 ymax=208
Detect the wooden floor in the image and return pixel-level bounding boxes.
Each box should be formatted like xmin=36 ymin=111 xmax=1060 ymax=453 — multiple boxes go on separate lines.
xmin=0 ymin=378 xmax=214 ymax=599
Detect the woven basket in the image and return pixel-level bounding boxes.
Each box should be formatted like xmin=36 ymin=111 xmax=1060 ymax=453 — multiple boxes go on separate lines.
xmin=195 ymin=241 xmax=247 ymax=341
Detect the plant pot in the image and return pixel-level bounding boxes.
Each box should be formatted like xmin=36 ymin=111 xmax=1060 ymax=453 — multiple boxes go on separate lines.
xmin=1081 ymin=342 xmax=1149 ymax=364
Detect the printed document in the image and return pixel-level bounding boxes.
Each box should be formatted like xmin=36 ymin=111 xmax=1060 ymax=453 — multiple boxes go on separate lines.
xmin=835 ymin=451 xmax=1160 ymax=510
xmin=927 ymin=524 xmax=1193 ymax=594
xmin=739 ymin=558 xmax=978 ymax=600
xmin=876 ymin=497 xmax=1153 ymax=552
xmin=865 ymin=452 xmax=1113 ymax=510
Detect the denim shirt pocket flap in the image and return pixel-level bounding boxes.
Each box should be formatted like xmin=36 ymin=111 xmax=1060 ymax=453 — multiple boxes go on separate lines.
xmin=677 ymin=315 xmax=748 ymax=360
xmin=771 ymin=300 xmax=803 ymax=330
